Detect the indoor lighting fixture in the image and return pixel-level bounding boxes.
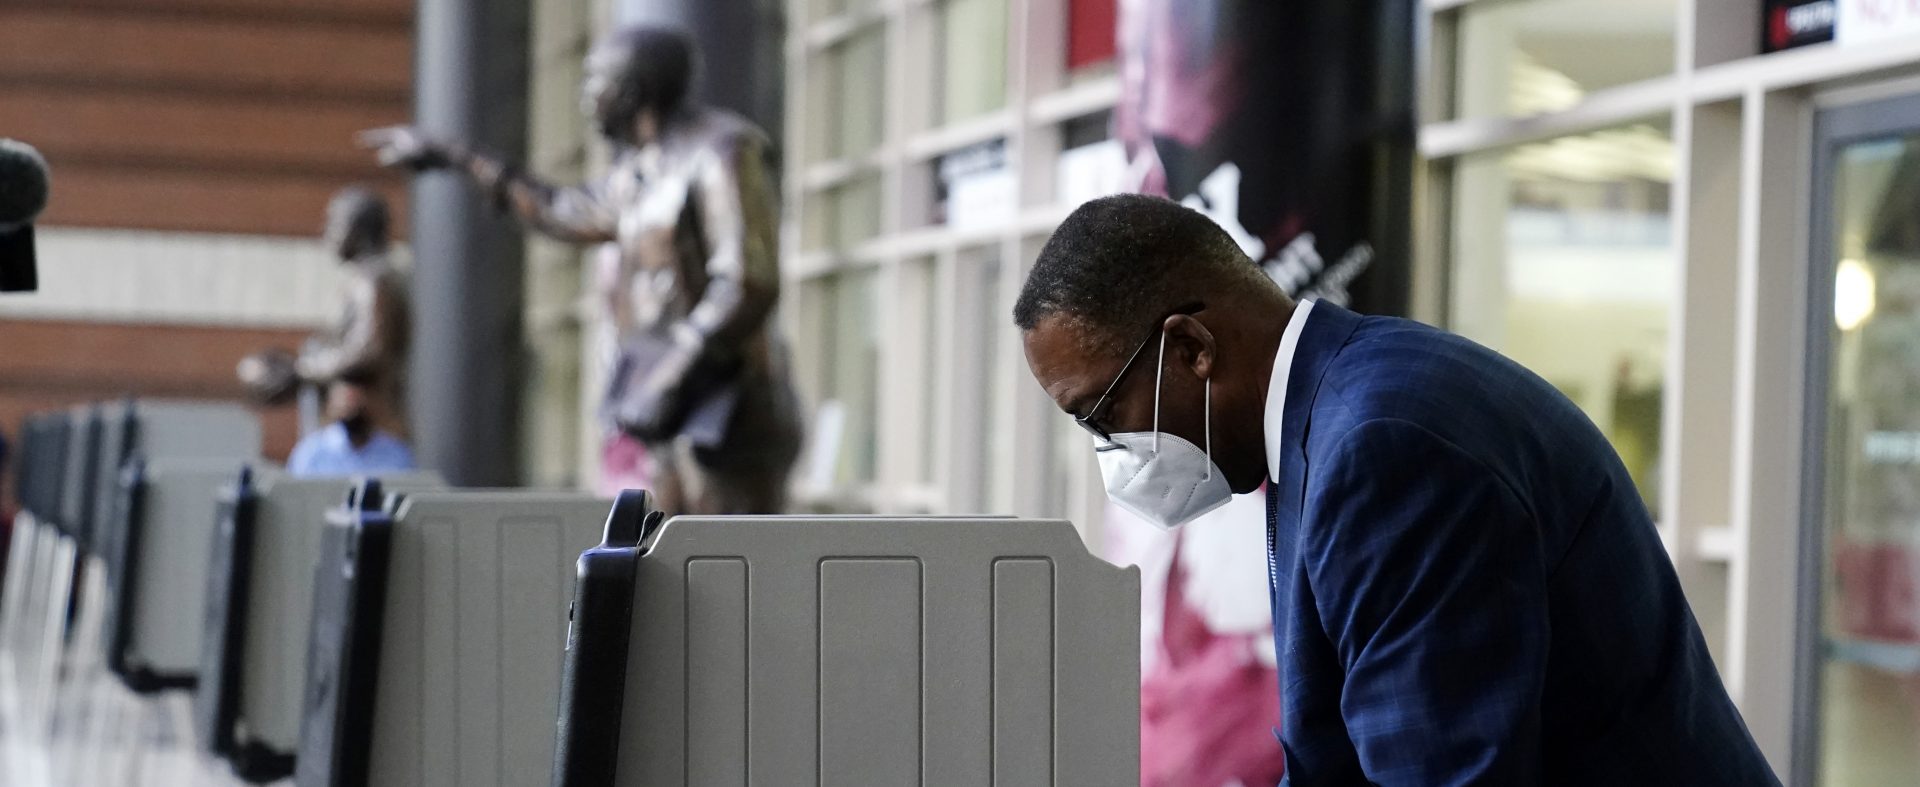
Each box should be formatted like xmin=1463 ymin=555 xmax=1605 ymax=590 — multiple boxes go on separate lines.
xmin=1835 ymin=257 xmax=1876 ymax=331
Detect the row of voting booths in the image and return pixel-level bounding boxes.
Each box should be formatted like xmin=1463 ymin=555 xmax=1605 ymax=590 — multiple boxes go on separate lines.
xmin=1 ymin=400 xmax=1141 ymax=786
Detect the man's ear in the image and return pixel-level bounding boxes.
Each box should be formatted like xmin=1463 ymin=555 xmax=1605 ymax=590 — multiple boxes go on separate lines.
xmin=1162 ymin=314 xmax=1215 ymax=380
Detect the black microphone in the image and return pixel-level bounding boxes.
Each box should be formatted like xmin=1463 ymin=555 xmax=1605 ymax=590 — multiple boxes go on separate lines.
xmin=0 ymin=139 xmax=50 ymax=293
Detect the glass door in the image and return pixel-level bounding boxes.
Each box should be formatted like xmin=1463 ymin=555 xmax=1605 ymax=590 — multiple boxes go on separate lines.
xmin=1802 ymin=92 xmax=1920 ymax=786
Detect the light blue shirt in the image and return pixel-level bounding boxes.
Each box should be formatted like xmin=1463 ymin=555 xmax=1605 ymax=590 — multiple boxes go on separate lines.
xmin=287 ymin=422 xmax=417 ymax=477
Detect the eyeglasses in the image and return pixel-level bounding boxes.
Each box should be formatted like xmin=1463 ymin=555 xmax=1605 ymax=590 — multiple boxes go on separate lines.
xmin=1074 ymin=302 xmax=1204 ymax=442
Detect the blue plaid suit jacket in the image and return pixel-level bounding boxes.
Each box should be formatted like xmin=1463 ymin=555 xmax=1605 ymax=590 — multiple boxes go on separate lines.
xmin=1266 ymin=303 xmax=1779 ymax=786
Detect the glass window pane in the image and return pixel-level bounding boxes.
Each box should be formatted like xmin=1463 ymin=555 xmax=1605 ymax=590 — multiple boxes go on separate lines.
xmin=795 ymin=270 xmax=880 ymax=489
xmin=833 ymin=175 xmax=884 ymax=248
xmin=826 ymin=30 xmax=886 ymax=162
xmin=1055 ymin=112 xmax=1125 ymax=209
xmin=967 ymin=246 xmax=1010 ymax=511
xmin=1816 ymin=130 xmax=1920 ymax=785
xmin=1061 ymin=111 xmax=1112 ymax=150
xmin=939 ymin=0 xmax=1009 ymax=124
xmin=804 ymin=174 xmax=885 ymax=252
xmin=813 ymin=0 xmax=879 ymax=23
xmin=1454 ymin=0 xmax=1678 ymax=120
xmin=906 ymin=258 xmax=941 ymax=485
xmin=825 ymin=270 xmax=881 ymax=486
xmin=1449 ymin=122 xmax=1674 ymax=509
xmin=1046 ymin=401 xmax=1086 ymax=518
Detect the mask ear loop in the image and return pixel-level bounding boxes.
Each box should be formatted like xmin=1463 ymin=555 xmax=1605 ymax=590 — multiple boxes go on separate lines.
xmin=1204 ymin=377 xmax=1213 ymax=480
xmin=1152 ymin=330 xmax=1167 ymax=452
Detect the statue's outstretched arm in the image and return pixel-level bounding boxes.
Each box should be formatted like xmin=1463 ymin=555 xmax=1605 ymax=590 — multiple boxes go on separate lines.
xmin=362 ymin=126 xmax=619 ymax=244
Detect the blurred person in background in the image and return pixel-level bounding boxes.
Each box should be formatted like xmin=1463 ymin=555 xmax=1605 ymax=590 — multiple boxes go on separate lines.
xmin=240 ymin=186 xmax=413 ymax=447
xmin=363 ymin=25 xmax=801 ymax=515
xmin=287 ymin=381 xmax=415 ymax=476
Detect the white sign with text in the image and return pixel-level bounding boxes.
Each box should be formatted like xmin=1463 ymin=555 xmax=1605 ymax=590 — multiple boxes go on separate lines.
xmin=1839 ymin=0 xmax=1920 ymax=44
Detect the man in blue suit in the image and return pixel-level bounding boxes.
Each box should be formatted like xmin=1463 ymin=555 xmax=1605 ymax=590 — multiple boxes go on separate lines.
xmin=1015 ymin=195 xmax=1779 ymax=785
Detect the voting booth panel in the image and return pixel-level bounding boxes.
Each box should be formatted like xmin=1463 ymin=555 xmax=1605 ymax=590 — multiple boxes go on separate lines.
xmin=0 ymin=401 xmax=258 ymax=787
xmin=59 ymin=405 xmax=103 ymax=551
xmin=93 ymin=401 xmax=260 ymax=692
xmin=0 ymin=510 xmax=36 ymax=655
xmin=19 ymin=521 xmax=77 ymax=725
xmin=30 ymin=414 xmax=70 ymax=529
xmin=95 ymin=401 xmax=261 ymax=620
xmin=295 ymin=485 xmax=611 ymax=787
xmin=89 ymin=401 xmax=136 ymax=558
xmin=2 ymin=411 xmax=88 ymax=751
xmin=3 ymin=414 xmax=63 ymax=628
xmin=115 ymin=400 xmax=263 ymax=461
xmin=0 ymin=416 xmax=55 ymax=656
xmin=553 ymin=492 xmax=1142 ymax=787
xmin=0 ymin=413 xmax=76 ymax=728
xmin=105 ymin=459 xmax=251 ymax=691
xmin=0 ymin=416 xmax=55 ymax=661
xmin=15 ymin=405 xmax=104 ymax=692
xmin=1 ymin=516 xmax=49 ymax=665
xmin=195 ymin=468 xmax=444 ymax=783
xmin=48 ymin=407 xmax=103 ymax=654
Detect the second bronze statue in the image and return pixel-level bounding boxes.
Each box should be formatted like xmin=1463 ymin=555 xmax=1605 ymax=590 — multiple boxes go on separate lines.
xmin=364 ymin=25 xmax=802 ymax=516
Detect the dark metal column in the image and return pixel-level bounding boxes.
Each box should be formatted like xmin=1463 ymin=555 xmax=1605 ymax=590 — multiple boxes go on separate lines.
xmin=409 ymin=0 xmax=529 ymax=486
xmin=1355 ymin=0 xmax=1418 ymax=318
xmin=618 ymin=0 xmax=787 ymax=147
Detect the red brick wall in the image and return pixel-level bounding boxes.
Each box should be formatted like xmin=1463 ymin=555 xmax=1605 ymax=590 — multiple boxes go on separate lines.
xmin=0 ymin=318 xmax=310 ymax=509
xmin=0 ymin=1 xmax=414 ymax=236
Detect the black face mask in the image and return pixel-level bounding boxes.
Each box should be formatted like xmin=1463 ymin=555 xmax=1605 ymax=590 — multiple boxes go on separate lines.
xmin=340 ymin=411 xmax=374 ymax=444
xmin=598 ymin=99 xmax=641 ymax=144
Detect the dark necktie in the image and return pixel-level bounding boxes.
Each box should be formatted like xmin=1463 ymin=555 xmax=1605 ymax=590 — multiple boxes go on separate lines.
xmin=1266 ymin=481 xmax=1281 ymax=593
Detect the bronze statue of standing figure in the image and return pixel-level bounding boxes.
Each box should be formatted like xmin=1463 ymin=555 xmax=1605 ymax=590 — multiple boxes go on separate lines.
xmin=363 ymin=25 xmax=801 ymax=515
xmin=240 ymin=186 xmax=412 ymax=441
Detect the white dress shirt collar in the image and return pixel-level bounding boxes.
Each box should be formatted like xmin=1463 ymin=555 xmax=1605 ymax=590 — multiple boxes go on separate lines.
xmin=1265 ymin=299 xmax=1317 ymax=482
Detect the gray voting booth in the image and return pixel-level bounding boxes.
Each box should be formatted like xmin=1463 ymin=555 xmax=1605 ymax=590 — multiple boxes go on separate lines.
xmin=0 ymin=412 xmax=75 ymax=725
xmin=195 ymin=467 xmax=443 ymax=783
xmin=5 ymin=403 xmax=256 ymax=699
xmin=295 ymin=483 xmax=612 ymax=787
xmin=97 ymin=401 xmax=261 ymax=690
xmin=553 ymin=491 xmax=1142 ymax=787
xmin=0 ymin=399 xmax=261 ymax=785
xmin=58 ymin=404 xmax=103 ymax=550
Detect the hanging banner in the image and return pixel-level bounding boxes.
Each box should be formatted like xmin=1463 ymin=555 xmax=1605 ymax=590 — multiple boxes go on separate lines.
xmin=1113 ymin=0 xmax=1415 ymax=314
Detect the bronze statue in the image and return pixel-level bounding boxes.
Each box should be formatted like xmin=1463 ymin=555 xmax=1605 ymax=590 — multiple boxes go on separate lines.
xmin=363 ymin=26 xmax=801 ymax=514
xmin=240 ymin=187 xmax=412 ymax=438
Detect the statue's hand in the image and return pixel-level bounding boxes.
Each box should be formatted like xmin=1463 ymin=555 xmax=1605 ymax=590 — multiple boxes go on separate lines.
xmin=359 ymin=126 xmax=454 ymax=171
xmin=237 ymin=349 xmax=300 ymax=406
